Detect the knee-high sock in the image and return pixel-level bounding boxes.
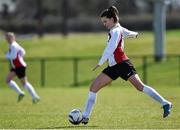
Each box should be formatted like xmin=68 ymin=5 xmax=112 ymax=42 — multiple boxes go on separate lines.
xmin=8 ymin=80 xmax=24 ymax=95
xmin=143 ymin=85 xmax=169 ymax=106
xmin=24 ymin=82 xmax=39 ymax=99
xmin=82 ymin=91 xmax=97 ymax=118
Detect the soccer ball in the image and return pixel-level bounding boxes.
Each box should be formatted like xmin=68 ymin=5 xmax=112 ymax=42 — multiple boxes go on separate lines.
xmin=68 ymin=109 xmax=83 ymax=125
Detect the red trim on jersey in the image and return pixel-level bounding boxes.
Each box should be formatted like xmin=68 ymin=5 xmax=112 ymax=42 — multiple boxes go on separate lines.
xmin=12 ymin=51 xmax=24 ymax=68
xmin=113 ymin=34 xmax=129 ymax=63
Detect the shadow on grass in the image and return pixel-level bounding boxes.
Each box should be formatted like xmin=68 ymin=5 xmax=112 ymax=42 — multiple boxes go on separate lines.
xmin=39 ymin=125 xmax=98 ymax=129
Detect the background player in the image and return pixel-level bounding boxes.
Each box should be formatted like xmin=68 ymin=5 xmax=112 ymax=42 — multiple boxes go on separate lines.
xmin=5 ymin=32 xmax=40 ymax=103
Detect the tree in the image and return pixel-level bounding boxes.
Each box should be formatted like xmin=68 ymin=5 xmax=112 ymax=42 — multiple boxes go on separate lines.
xmin=35 ymin=0 xmax=44 ymax=38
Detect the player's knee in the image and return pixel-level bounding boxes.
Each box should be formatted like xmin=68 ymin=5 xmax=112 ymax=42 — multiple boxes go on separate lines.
xmin=134 ymin=85 xmax=144 ymax=92
xmin=21 ymin=81 xmax=27 ymax=86
xmin=89 ymin=83 xmax=100 ymax=93
xmin=136 ymin=87 xmax=143 ymax=92
xmin=6 ymin=78 xmax=11 ymax=84
xmin=90 ymin=82 xmax=97 ymax=92
xmin=89 ymin=86 xmax=96 ymax=93
xmin=20 ymin=78 xmax=27 ymax=86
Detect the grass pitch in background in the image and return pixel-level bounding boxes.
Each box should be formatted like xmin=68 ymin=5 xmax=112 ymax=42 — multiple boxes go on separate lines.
xmin=0 ymin=30 xmax=180 ymax=57
xmin=0 ymin=30 xmax=180 ymax=87
xmin=0 ymin=86 xmax=179 ymax=129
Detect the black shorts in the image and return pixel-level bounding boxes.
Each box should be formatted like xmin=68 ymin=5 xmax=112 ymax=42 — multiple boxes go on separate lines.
xmin=11 ymin=67 xmax=26 ymax=79
xmin=102 ymin=60 xmax=137 ymax=81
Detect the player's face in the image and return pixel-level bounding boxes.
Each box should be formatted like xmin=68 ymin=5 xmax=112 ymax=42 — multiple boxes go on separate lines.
xmin=5 ymin=35 xmax=11 ymax=43
xmin=5 ymin=34 xmax=15 ymax=44
xmin=101 ymin=17 xmax=115 ymax=29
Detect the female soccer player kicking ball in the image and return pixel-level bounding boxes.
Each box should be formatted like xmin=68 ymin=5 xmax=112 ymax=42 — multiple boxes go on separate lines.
xmin=5 ymin=32 xmax=40 ymax=104
xmin=81 ymin=6 xmax=172 ymax=124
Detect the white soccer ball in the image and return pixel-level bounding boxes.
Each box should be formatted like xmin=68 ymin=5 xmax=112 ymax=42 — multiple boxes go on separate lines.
xmin=68 ymin=109 xmax=83 ymax=125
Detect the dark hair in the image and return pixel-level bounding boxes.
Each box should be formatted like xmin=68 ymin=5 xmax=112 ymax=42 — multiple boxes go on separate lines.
xmin=100 ymin=6 xmax=119 ymax=22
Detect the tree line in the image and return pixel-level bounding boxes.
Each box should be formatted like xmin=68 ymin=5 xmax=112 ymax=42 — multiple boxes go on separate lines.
xmin=0 ymin=0 xmax=179 ymax=37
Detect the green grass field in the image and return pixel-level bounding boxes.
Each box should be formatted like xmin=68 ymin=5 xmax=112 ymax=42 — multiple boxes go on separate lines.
xmin=0 ymin=86 xmax=179 ymax=129
xmin=0 ymin=30 xmax=180 ymax=129
xmin=0 ymin=30 xmax=180 ymax=58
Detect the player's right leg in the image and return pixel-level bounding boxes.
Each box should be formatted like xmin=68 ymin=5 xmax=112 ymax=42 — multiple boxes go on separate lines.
xmin=16 ymin=67 xmax=40 ymax=104
xmin=82 ymin=73 xmax=113 ymax=124
xmin=6 ymin=71 xmax=25 ymax=102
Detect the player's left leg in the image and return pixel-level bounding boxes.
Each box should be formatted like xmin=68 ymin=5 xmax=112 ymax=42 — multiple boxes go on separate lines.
xmin=128 ymin=74 xmax=172 ymax=118
xmin=20 ymin=77 xmax=40 ymax=104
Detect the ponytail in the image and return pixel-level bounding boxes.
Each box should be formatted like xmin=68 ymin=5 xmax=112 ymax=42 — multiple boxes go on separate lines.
xmin=108 ymin=6 xmax=119 ymax=16
xmin=100 ymin=6 xmax=119 ymax=22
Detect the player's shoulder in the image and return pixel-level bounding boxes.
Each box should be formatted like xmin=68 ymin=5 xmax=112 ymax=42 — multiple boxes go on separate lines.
xmin=11 ymin=41 xmax=21 ymax=48
xmin=110 ymin=26 xmax=121 ymax=36
xmin=12 ymin=41 xmax=18 ymax=45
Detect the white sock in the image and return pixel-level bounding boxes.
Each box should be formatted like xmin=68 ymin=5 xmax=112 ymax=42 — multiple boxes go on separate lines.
xmin=83 ymin=91 xmax=97 ymax=118
xmin=24 ymin=82 xmax=39 ymax=99
xmin=8 ymin=80 xmax=24 ymax=95
xmin=143 ymin=85 xmax=169 ymax=106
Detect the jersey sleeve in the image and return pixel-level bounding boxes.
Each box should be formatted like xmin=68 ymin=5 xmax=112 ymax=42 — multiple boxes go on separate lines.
xmin=98 ymin=30 xmax=121 ymax=66
xmin=122 ymin=27 xmax=138 ymax=38
xmin=6 ymin=45 xmax=18 ymax=59
xmin=19 ymin=47 xmax=26 ymax=57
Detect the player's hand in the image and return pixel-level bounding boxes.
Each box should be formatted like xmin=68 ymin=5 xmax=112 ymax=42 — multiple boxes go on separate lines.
xmin=92 ymin=65 xmax=100 ymax=71
xmin=136 ymin=33 xmax=139 ymax=38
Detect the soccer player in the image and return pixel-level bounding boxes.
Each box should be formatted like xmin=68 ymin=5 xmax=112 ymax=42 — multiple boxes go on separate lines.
xmin=5 ymin=32 xmax=40 ymax=103
xmin=81 ymin=6 xmax=172 ymax=124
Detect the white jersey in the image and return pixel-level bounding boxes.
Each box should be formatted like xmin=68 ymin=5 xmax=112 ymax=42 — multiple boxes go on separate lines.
xmin=98 ymin=23 xmax=138 ymax=67
xmin=6 ymin=41 xmax=26 ymax=68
